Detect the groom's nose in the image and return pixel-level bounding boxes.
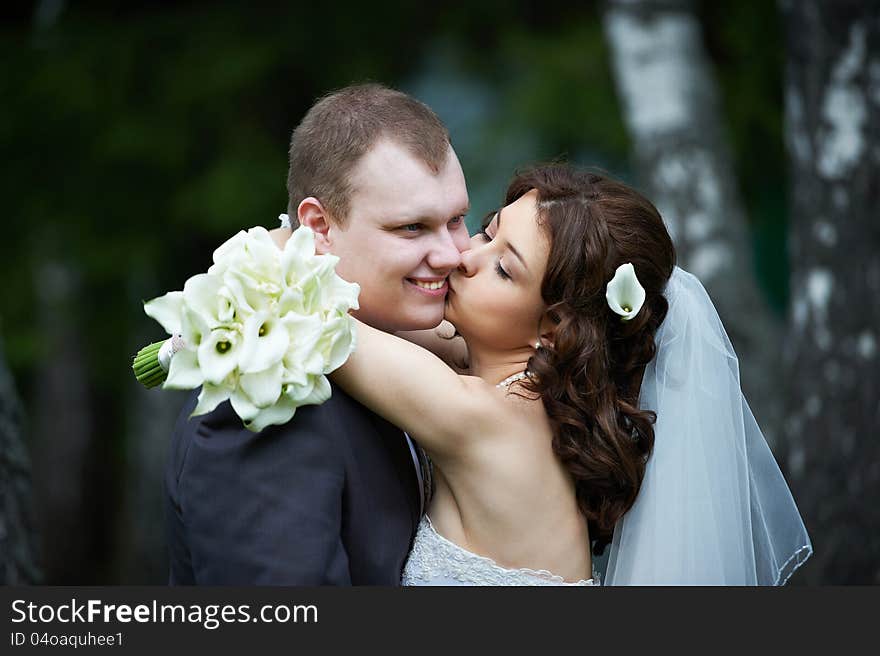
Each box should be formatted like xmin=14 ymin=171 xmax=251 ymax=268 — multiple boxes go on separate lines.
xmin=426 ymin=228 xmax=463 ymax=272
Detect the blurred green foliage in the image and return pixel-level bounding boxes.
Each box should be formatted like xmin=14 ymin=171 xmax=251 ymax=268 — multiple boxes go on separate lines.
xmin=1 ymin=0 xmax=788 ymax=580
xmin=699 ymin=0 xmax=789 ymax=308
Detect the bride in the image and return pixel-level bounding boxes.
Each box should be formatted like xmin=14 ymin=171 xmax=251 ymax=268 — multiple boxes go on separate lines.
xmin=326 ymin=164 xmax=811 ymax=585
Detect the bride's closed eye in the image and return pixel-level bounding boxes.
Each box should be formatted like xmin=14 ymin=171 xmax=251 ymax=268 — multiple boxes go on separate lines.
xmin=493 ymin=261 xmax=512 ymax=280
xmin=478 ymin=212 xmax=511 ymax=280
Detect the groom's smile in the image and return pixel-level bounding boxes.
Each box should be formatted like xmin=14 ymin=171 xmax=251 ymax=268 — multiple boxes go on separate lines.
xmin=406 ymin=277 xmax=449 ymax=296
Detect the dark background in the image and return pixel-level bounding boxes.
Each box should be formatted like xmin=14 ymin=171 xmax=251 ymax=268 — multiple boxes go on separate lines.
xmin=1 ymin=0 xmax=876 ymax=584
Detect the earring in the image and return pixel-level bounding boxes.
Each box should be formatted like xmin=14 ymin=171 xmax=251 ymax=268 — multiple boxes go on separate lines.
xmin=534 ymin=340 xmax=541 ymax=349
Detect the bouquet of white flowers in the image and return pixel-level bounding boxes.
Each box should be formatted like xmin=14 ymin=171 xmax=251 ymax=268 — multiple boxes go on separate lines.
xmin=132 ymin=223 xmax=360 ymax=432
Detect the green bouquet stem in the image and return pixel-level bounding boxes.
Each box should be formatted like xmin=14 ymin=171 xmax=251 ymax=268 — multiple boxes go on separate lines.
xmin=133 ymin=352 xmax=158 ymax=368
xmin=132 ymin=339 xmax=169 ymax=389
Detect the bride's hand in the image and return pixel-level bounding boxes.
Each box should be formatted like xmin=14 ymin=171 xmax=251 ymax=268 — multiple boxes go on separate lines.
xmin=395 ymin=320 xmax=469 ymax=374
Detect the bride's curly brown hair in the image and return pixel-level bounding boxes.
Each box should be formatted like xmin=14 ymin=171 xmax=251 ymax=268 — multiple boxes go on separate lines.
xmin=507 ymin=165 xmax=676 ymax=555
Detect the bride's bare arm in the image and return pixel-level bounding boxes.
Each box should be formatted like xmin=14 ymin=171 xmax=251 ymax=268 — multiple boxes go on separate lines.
xmin=329 ymin=317 xmax=502 ymax=460
xmin=269 ymin=226 xmax=293 ymax=250
xmin=270 ymin=226 xmax=482 ymax=451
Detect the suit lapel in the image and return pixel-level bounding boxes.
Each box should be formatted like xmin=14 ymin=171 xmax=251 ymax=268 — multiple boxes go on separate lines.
xmin=403 ymin=432 xmax=425 ymax=517
xmin=366 ymin=410 xmax=422 ymax=529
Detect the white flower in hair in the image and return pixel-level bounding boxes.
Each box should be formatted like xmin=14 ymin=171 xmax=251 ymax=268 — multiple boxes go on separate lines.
xmin=605 ymin=262 xmax=645 ymax=321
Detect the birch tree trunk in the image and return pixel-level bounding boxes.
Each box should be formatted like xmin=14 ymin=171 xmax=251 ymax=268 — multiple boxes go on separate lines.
xmin=781 ymin=0 xmax=880 ymax=584
xmin=603 ymin=0 xmax=785 ymax=447
xmin=0 ymin=335 xmax=42 ymax=584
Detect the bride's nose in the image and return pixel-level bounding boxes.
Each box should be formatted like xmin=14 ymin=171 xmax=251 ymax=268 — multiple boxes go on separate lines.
xmin=457 ymin=248 xmax=477 ymax=277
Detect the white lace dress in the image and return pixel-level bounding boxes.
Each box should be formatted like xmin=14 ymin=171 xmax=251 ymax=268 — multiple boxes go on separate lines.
xmin=401 ymin=515 xmax=600 ymax=586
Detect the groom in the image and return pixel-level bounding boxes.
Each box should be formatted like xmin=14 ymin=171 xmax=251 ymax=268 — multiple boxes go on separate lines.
xmin=165 ymin=84 xmax=470 ymax=584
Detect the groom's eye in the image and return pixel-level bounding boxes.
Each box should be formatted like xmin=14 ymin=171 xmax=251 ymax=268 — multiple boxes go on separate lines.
xmin=401 ymin=223 xmax=422 ymax=232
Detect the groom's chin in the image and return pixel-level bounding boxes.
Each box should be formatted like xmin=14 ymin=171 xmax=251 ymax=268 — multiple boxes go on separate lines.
xmin=393 ymin=304 xmax=446 ymax=332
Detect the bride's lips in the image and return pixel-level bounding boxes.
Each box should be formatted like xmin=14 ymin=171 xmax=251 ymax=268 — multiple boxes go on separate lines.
xmin=405 ymin=277 xmax=448 ymax=297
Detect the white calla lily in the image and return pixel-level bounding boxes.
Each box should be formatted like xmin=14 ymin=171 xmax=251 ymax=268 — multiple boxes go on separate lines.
xmin=316 ymin=314 xmax=357 ymax=373
xmin=284 ymin=374 xmax=328 ymax=406
xmin=183 ymin=273 xmax=226 ymax=328
xmin=229 ymin=387 xmax=260 ymax=423
xmin=223 ymin=271 xmax=268 ymax=317
xmin=198 ymin=328 xmax=243 ymax=385
xmin=278 ymin=286 xmax=305 ymax=315
xmin=282 ymin=313 xmax=325 ymax=376
xmin=280 ymin=226 xmax=318 ymax=285
xmin=237 ymin=229 xmax=283 ymax=283
xmin=289 ymin=263 xmax=334 ymax=314
xmin=144 ymin=291 xmax=184 ymax=335
xmin=238 ymin=311 xmax=290 ymax=374
xmin=214 ymin=287 xmax=236 ymax=324
xmin=245 ymin=394 xmax=299 ymax=433
xmin=298 ymin=375 xmax=332 ymax=406
xmin=282 ymin=367 xmax=309 ymax=387
xmin=209 ymin=230 xmax=249 ymax=275
xmin=326 ymin=275 xmax=360 ymax=312
xmin=239 ymin=362 xmax=284 ymax=408
xmin=192 ymin=380 xmax=233 ymax=416
xmin=210 ymin=228 xmax=283 ymax=293
xmin=606 ymin=262 xmax=646 ymax=321
xmin=163 ymin=348 xmax=203 ymax=389
xmin=180 ymin=306 xmax=209 ymax=351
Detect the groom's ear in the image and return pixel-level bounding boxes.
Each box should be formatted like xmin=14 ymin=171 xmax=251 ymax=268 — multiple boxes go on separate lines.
xmin=297 ymin=197 xmax=333 ymax=254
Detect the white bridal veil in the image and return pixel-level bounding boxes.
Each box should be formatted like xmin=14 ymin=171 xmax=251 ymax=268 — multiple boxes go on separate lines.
xmin=604 ymin=266 xmax=813 ymax=585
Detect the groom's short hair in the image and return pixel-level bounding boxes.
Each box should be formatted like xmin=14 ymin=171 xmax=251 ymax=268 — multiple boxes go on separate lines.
xmin=286 ymin=83 xmax=451 ymax=226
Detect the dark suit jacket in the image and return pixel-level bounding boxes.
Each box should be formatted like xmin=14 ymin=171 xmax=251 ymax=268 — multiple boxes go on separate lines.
xmin=165 ymin=383 xmax=423 ymax=585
